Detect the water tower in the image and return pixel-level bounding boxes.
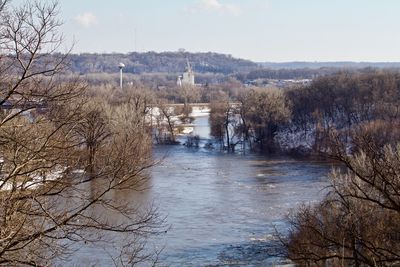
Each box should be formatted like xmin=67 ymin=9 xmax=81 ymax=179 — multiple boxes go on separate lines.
xmin=118 ymin=63 xmax=125 ymax=89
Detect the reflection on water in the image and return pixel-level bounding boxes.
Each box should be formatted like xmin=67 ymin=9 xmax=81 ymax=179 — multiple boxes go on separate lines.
xmin=148 ymin=116 xmax=331 ymax=266
xmin=192 ymin=116 xmax=211 ymax=139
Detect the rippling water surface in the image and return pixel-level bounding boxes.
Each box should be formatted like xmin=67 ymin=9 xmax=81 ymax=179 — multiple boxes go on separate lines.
xmin=148 ymin=116 xmax=330 ymax=266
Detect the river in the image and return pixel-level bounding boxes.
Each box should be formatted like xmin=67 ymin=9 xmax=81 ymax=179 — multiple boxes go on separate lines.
xmin=65 ymin=116 xmax=331 ymax=266
xmin=148 ymin=116 xmax=330 ymax=266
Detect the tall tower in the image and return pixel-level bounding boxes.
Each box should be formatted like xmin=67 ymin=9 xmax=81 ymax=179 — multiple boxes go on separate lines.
xmin=118 ymin=63 xmax=125 ymax=89
xmin=177 ymin=75 xmax=183 ymax=87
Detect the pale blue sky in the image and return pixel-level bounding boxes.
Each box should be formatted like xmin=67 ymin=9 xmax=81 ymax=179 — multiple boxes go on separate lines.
xmin=47 ymin=1 xmax=400 ymax=61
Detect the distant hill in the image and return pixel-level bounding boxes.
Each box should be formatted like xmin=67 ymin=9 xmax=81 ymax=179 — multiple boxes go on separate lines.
xmin=259 ymin=61 xmax=400 ymax=70
xmin=66 ymin=52 xmax=258 ymax=75
xmin=61 ymin=52 xmax=400 ymax=81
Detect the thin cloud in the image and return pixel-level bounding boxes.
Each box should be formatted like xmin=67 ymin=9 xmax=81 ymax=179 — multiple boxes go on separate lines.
xmin=186 ymin=0 xmax=241 ymax=16
xmin=75 ymin=12 xmax=98 ymax=28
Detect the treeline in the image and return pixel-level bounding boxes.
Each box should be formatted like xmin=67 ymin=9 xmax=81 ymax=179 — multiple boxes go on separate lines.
xmin=236 ymin=67 xmax=338 ymax=81
xmin=208 ymin=70 xmax=400 ymax=153
xmin=64 ymin=51 xmax=257 ymax=75
xmin=287 ymin=71 xmax=400 ymax=151
xmin=260 ymin=61 xmax=400 ymax=69
xmin=235 ymin=67 xmax=398 ymax=82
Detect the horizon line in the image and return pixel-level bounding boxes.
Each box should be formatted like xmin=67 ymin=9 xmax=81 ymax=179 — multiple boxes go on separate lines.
xmin=66 ymin=50 xmax=400 ymax=64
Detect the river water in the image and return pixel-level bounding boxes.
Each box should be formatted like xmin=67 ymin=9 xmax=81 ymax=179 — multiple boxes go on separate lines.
xmin=148 ymin=116 xmax=331 ymax=266
xmin=64 ymin=116 xmax=331 ymax=266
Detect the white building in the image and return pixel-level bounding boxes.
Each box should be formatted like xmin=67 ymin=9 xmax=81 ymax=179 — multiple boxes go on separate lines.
xmin=177 ymin=59 xmax=195 ymax=86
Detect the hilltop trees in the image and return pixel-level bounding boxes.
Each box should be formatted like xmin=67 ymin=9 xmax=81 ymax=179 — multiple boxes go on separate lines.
xmin=66 ymin=51 xmax=258 ymax=75
xmin=0 ymin=1 xmax=161 ymax=265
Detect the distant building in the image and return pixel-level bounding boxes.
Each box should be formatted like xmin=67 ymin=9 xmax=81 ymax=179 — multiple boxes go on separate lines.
xmin=177 ymin=59 xmax=195 ymax=86
xmin=177 ymin=75 xmax=182 ymax=87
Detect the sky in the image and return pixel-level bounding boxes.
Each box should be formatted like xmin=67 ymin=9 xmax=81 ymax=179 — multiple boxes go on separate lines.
xmin=33 ymin=0 xmax=400 ymax=62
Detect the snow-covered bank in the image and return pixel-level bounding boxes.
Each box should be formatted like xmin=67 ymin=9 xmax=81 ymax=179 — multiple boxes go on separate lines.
xmin=0 ymin=168 xmax=86 ymax=191
xmin=147 ymin=105 xmax=210 ymax=138
xmin=1 ymin=168 xmax=65 ymax=191
xmin=190 ymin=106 xmax=210 ymax=117
xmin=275 ymin=129 xmax=315 ymax=153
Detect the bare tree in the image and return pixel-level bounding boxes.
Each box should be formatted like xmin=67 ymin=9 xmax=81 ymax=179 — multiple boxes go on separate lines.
xmin=157 ymin=100 xmax=179 ymax=143
xmin=209 ymin=91 xmax=237 ymax=150
xmin=0 ymin=1 xmax=162 ymax=266
xmin=238 ymin=88 xmax=291 ymax=152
